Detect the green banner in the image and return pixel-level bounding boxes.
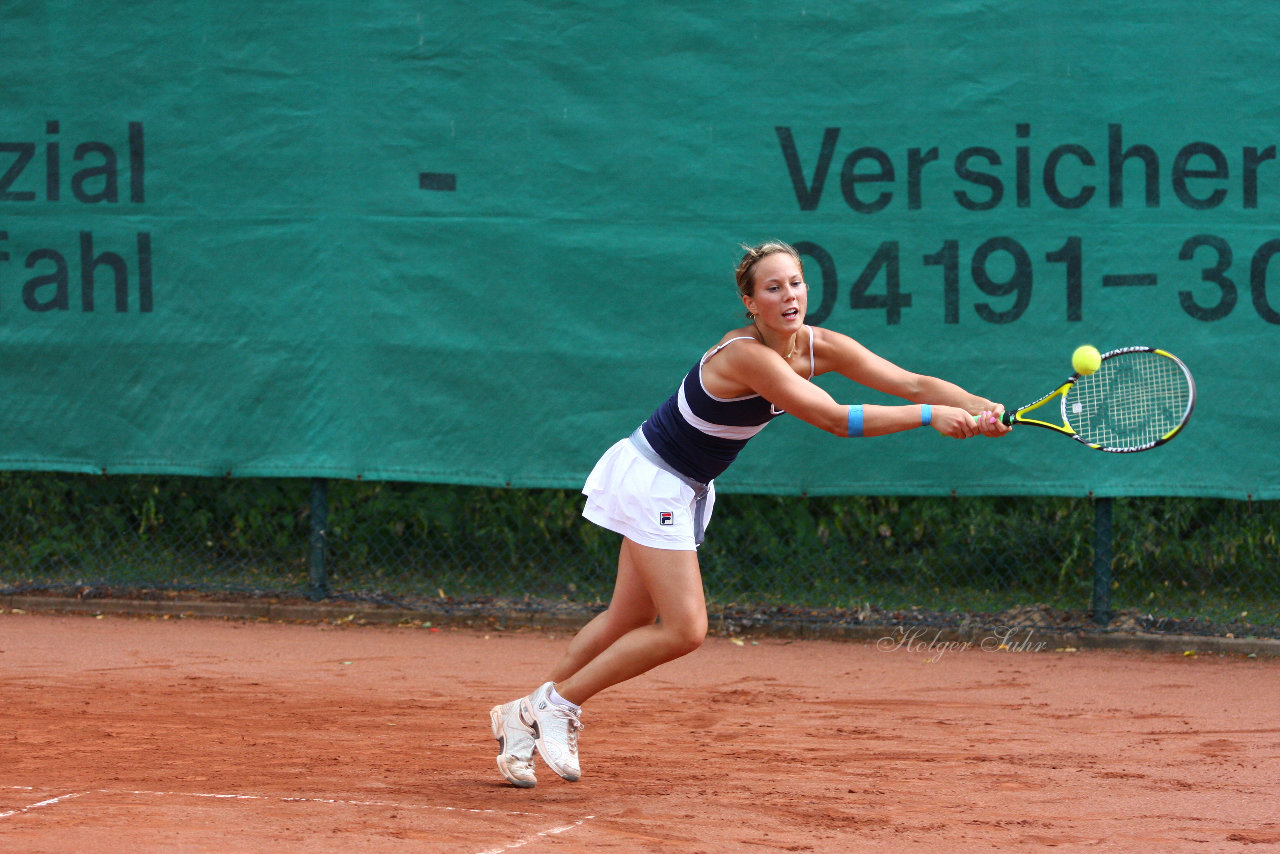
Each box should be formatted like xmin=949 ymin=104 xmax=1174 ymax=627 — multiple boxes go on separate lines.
xmin=1 ymin=2 xmax=1277 ymax=497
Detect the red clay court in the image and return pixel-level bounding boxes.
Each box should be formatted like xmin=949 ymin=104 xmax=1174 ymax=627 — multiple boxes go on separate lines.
xmin=2 ymin=611 xmax=1277 ymax=852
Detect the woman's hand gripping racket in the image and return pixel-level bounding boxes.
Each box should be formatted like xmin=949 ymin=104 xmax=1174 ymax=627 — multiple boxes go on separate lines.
xmin=1002 ymin=346 xmax=1196 ymax=453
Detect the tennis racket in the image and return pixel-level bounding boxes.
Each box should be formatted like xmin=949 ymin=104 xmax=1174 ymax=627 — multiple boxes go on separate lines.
xmin=1001 ymin=346 xmax=1196 ymax=453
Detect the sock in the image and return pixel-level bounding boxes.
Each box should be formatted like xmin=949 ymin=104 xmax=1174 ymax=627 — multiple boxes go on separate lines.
xmin=548 ymin=686 xmax=581 ymax=711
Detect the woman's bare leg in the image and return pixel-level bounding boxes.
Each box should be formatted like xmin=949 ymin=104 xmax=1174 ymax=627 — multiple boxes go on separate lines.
xmin=550 ymin=537 xmax=707 ymax=706
xmin=544 ymin=538 xmax=658 ymax=685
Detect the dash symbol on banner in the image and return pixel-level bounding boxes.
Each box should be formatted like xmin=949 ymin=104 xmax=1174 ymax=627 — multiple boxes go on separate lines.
xmin=419 ymin=172 xmax=457 ymax=191
xmin=1101 ymin=273 xmax=1157 ymax=287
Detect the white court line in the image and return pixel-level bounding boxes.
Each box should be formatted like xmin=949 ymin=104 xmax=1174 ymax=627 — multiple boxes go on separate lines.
xmin=104 ymin=788 xmax=551 ymax=818
xmin=474 ymin=816 xmax=595 ymax=854
xmin=2 ymin=785 xmax=548 ymax=819
xmin=2 ymin=785 xmax=593 ymax=850
xmin=0 ymin=792 xmax=85 ymax=819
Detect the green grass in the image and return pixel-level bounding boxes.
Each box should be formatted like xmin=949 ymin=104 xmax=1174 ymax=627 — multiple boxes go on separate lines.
xmin=1 ymin=473 xmax=1276 ymax=632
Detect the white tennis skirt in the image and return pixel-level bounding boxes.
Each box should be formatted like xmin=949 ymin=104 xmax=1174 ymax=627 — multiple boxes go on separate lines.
xmin=582 ymin=436 xmax=716 ymax=551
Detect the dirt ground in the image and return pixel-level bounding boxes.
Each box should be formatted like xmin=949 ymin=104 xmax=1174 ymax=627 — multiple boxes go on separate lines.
xmin=1 ymin=611 xmax=1277 ymax=853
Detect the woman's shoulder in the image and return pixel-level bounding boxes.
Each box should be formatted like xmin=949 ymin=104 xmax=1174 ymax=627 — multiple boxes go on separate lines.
xmin=715 ymin=325 xmax=758 ymax=345
xmin=703 ymin=326 xmax=762 ymax=357
xmin=808 ymin=326 xmax=870 ymax=375
xmin=809 ymin=324 xmax=858 ymax=353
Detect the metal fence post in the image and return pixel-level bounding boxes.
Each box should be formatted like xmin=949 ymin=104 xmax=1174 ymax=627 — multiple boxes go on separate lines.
xmin=308 ymin=477 xmax=330 ymax=600
xmin=1092 ymin=496 xmax=1114 ymax=624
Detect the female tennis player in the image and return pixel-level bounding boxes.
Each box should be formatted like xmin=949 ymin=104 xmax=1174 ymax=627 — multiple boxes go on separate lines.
xmin=489 ymin=240 xmax=1010 ymax=787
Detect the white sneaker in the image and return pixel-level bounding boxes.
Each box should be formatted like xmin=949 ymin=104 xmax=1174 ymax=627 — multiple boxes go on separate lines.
xmin=519 ymin=682 xmax=583 ymax=782
xmin=490 ymin=700 xmax=537 ymax=788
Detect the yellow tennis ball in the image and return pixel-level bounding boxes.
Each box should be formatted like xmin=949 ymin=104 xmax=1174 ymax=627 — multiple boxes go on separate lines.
xmin=1072 ymin=345 xmax=1101 ymax=375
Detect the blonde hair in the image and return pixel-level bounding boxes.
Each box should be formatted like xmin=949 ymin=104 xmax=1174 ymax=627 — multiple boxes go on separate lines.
xmin=735 ymin=241 xmax=804 ymax=317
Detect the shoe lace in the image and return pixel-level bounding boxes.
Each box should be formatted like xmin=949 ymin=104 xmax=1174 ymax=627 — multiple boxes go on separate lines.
xmin=553 ymin=705 xmax=583 ymax=749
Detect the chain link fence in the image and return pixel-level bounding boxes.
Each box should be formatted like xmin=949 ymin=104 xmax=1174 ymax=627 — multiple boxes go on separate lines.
xmin=1 ymin=472 xmax=1276 ymax=638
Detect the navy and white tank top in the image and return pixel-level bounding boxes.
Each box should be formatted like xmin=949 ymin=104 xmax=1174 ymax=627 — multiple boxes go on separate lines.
xmin=640 ymin=327 xmax=815 ymax=484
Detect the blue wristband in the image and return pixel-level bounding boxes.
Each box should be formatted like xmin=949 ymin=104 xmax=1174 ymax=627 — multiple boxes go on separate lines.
xmin=846 ymin=405 xmax=864 ymax=438
xmin=920 ymin=404 xmax=932 ymax=426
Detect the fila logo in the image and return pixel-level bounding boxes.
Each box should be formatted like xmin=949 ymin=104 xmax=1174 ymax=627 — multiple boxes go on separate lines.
xmin=659 ymin=511 xmax=674 ymax=526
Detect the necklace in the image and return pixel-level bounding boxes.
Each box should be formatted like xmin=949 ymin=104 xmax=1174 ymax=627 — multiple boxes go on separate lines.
xmin=753 ymin=319 xmax=799 ymax=360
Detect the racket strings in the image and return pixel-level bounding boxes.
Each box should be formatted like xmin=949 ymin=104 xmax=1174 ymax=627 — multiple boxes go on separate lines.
xmin=1067 ymin=353 xmax=1192 ymax=450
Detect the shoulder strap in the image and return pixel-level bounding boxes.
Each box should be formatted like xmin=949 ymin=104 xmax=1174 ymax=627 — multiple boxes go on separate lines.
xmin=700 ymin=335 xmax=757 ymax=366
xmin=806 ymin=325 xmax=816 ymax=380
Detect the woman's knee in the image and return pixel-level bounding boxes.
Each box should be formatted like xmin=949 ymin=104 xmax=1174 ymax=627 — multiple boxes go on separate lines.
xmin=602 ymin=603 xmax=658 ymax=635
xmin=664 ymin=613 xmax=707 ymax=656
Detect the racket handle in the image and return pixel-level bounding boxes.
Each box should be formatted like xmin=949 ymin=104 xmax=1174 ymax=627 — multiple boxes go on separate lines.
xmin=972 ymin=412 xmax=1014 ymax=427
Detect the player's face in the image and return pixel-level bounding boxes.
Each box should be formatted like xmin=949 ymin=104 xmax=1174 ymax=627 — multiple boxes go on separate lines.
xmin=742 ymin=253 xmax=807 ymax=331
